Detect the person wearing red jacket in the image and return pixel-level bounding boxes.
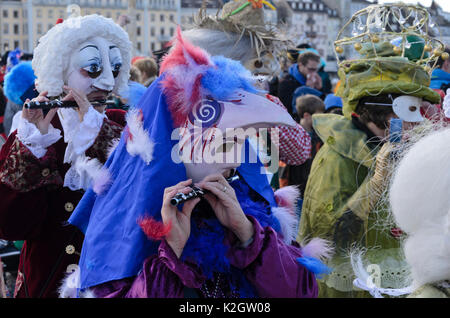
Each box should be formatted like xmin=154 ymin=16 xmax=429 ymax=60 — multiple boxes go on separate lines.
xmin=0 ymin=15 xmax=132 ymax=298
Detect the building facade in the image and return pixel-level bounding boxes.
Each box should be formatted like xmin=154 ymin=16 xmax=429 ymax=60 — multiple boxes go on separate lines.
xmin=0 ymin=0 xmax=178 ymax=56
xmin=0 ymin=0 xmax=448 ymax=61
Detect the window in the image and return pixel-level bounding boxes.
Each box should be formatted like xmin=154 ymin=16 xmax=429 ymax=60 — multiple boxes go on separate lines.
xmin=37 ymin=23 xmax=42 ymax=34
xmin=160 ymin=27 xmax=165 ymax=36
xmin=151 ymin=42 xmax=155 ymax=51
xmin=170 ymin=27 xmax=174 ymax=36
xmin=37 ymin=9 xmax=42 ymax=18
xmin=160 ymin=14 xmax=164 ymax=22
xmin=151 ymin=27 xmax=155 ymax=36
xmin=3 ymin=24 xmax=8 ymax=34
xmin=151 ymin=13 xmax=155 ymax=22
xmin=137 ymin=42 xmax=141 ymax=51
xmin=136 ymin=14 xmax=140 ymax=21
xmin=3 ymin=10 xmax=8 ymax=18
xmin=14 ymin=41 xmax=19 ymax=49
xmin=49 ymin=9 xmax=53 ymax=19
xmin=169 ymin=14 xmax=174 ymax=22
xmin=14 ymin=24 xmax=19 ymax=35
xmin=137 ymin=27 xmax=141 ymax=36
xmin=48 ymin=24 xmax=53 ymax=31
xmin=13 ymin=10 xmax=19 ymax=18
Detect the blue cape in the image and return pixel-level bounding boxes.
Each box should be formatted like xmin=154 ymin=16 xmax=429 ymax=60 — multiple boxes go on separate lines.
xmin=69 ymin=77 xmax=277 ymax=289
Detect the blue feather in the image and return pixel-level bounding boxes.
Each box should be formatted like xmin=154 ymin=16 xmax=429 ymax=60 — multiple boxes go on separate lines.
xmin=201 ymin=56 xmax=261 ymax=101
xmin=296 ymin=256 xmax=333 ymax=279
xmin=4 ymin=61 xmax=37 ymax=105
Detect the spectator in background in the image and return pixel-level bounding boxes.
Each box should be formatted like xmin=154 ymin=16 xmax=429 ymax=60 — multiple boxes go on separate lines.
xmin=117 ymin=65 xmax=147 ymax=110
xmin=296 ymin=44 xmax=332 ymax=96
xmin=430 ymin=47 xmax=450 ymax=91
xmin=324 ymin=94 xmax=343 ymax=115
xmin=133 ymin=57 xmax=158 ymax=87
xmin=278 ymin=51 xmax=323 ymax=118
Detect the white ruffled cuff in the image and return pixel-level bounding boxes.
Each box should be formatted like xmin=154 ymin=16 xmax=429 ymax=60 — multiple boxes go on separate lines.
xmin=16 ymin=116 xmax=62 ymax=159
xmin=70 ymin=106 xmax=106 ymax=157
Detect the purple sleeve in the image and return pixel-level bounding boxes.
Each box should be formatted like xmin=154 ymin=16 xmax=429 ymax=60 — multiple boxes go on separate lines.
xmin=225 ymin=216 xmax=318 ymax=298
xmin=91 ymin=240 xmax=205 ymax=298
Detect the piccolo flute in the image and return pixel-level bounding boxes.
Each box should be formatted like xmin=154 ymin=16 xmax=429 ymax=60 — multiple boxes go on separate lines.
xmin=170 ymin=174 xmax=240 ymax=207
xmin=24 ymin=99 xmax=116 ymax=110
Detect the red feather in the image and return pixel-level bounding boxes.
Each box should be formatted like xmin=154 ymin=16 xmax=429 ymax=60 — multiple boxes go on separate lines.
xmin=160 ymin=26 xmax=210 ymax=74
xmin=138 ymin=217 xmax=172 ymax=241
xmin=159 ymin=26 xmax=212 ymax=127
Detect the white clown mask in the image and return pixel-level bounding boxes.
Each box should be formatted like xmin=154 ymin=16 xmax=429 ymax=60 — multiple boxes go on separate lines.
xmin=65 ymin=36 xmax=123 ymax=101
xmin=176 ymin=89 xmax=296 ymax=182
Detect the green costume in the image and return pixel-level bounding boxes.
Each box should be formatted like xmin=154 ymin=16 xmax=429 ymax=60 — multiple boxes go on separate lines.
xmin=298 ymin=114 xmax=410 ymax=297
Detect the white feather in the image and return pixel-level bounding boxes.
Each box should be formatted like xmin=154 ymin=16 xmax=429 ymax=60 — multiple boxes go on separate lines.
xmin=106 ymin=138 xmax=120 ymax=160
xmin=272 ymin=206 xmax=298 ymax=244
xmin=58 ymin=267 xmax=80 ymax=298
xmin=58 ymin=266 xmax=96 ymax=298
xmin=125 ymin=108 xmax=154 ymax=165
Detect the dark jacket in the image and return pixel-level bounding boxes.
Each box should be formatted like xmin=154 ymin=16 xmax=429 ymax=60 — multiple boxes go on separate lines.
xmin=0 ymin=113 xmax=123 ymax=298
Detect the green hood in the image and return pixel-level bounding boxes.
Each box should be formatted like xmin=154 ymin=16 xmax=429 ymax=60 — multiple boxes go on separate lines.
xmin=312 ymin=113 xmax=377 ymax=168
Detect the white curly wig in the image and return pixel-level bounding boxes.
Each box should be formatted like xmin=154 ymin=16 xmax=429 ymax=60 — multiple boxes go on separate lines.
xmin=32 ymin=14 xmax=132 ymax=97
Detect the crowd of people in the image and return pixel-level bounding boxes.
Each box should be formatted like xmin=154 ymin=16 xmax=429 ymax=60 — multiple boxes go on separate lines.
xmin=0 ymin=0 xmax=449 ymax=299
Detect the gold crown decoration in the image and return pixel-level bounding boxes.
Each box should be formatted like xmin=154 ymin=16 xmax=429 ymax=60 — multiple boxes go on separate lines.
xmin=334 ymin=2 xmax=448 ymax=74
xmin=190 ymin=0 xmax=292 ymax=59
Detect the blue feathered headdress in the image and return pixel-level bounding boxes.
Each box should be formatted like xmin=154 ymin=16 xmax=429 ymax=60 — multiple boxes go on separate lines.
xmin=3 ymin=61 xmax=37 ymax=105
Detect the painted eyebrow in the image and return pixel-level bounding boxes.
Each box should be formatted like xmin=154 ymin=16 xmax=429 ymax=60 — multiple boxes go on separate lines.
xmin=109 ymin=45 xmax=118 ymax=50
xmin=80 ymin=45 xmax=99 ymax=52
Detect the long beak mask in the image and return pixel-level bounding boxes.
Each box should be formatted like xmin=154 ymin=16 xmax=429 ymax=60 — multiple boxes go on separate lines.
xmin=161 ymin=28 xmax=296 ymax=172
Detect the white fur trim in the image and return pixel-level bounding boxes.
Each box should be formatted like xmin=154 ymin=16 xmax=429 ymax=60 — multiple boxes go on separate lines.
xmin=271 ymin=206 xmax=298 ymax=244
xmin=300 ymin=237 xmax=334 ymax=261
xmin=125 ymin=108 xmax=154 ymax=165
xmin=390 ymin=127 xmax=450 ymax=286
xmin=59 ymin=266 xmax=96 ymax=298
xmin=32 ymin=14 xmax=131 ymax=98
xmin=106 ymin=138 xmax=120 ymax=160
xmin=274 ymin=185 xmax=300 ymax=214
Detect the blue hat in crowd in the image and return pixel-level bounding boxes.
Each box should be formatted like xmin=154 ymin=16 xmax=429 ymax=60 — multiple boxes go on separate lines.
xmin=324 ymin=94 xmax=343 ymax=111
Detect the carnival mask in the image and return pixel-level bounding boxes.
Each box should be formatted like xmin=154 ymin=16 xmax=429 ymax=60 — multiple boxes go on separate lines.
xmin=66 ymin=37 xmax=123 ymax=101
xmin=177 ymin=89 xmax=296 ymax=182
xmin=244 ymin=51 xmax=280 ymax=77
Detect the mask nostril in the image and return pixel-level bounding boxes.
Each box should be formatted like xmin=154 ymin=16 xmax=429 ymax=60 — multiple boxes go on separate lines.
xmin=409 ymin=106 xmax=417 ymax=112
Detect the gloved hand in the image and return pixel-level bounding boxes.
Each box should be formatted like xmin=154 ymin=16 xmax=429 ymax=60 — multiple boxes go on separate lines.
xmin=333 ymin=210 xmax=364 ymax=249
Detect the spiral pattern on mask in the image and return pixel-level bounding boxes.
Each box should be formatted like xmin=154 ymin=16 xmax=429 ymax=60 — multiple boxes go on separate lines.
xmin=188 ymin=98 xmax=223 ymax=128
